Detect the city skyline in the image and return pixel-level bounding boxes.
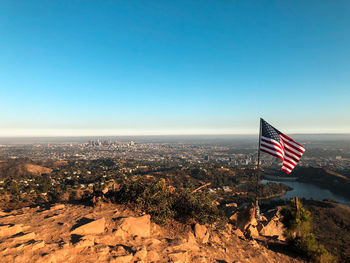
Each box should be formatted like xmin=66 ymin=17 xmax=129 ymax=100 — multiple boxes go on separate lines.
xmin=1 ymin=1 xmax=349 ymax=136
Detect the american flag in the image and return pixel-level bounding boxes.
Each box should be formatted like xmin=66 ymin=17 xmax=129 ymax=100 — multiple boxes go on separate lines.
xmin=259 ymin=119 xmax=305 ymax=174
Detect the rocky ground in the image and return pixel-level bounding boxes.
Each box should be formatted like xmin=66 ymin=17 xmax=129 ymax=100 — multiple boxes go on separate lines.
xmin=0 ymin=203 xmax=304 ymax=263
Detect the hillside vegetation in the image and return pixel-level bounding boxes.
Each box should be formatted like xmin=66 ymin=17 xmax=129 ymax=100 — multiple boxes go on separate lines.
xmin=304 ymin=200 xmax=350 ymax=263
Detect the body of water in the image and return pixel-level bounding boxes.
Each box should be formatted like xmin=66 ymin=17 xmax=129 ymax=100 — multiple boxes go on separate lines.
xmin=262 ymin=179 xmax=350 ymax=207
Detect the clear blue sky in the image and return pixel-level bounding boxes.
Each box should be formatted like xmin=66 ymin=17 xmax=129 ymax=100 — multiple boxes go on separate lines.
xmin=1 ymin=0 xmax=349 ymax=136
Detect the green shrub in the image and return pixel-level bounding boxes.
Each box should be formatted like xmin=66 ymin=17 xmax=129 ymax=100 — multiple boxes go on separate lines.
xmin=172 ymin=188 xmax=226 ymax=226
xmin=281 ymin=199 xmax=335 ymax=263
xmin=135 ymin=178 xmax=175 ymax=223
xmin=110 ymin=176 xmax=226 ymax=225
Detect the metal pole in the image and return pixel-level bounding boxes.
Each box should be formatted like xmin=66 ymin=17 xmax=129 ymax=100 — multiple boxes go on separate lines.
xmin=256 ymin=118 xmax=263 ymax=219
xmin=257 ymin=118 xmax=262 ymax=171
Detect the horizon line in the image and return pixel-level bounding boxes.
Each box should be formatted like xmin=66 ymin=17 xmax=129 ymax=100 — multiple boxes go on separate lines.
xmin=0 ymin=132 xmax=350 ymax=138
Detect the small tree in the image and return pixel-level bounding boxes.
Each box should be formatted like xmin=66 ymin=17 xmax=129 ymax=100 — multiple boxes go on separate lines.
xmin=281 ymin=199 xmax=335 ymax=263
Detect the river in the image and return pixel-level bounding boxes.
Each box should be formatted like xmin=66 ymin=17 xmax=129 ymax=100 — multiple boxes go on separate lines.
xmin=262 ymin=179 xmax=350 ymax=207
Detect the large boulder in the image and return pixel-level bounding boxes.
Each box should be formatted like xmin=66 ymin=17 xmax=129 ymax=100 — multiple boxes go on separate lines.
xmin=230 ymin=203 xmax=258 ymax=234
xmin=194 ymin=223 xmax=207 ymax=240
xmin=245 ymin=224 xmax=259 ymax=238
xmin=11 ymin=232 xmax=35 ymax=242
xmin=259 ymin=216 xmax=285 ymax=240
xmin=15 ymin=240 xmax=45 ymax=251
xmin=117 ymin=215 xmax=151 ymax=238
xmin=0 ymin=224 xmax=23 ymax=238
xmin=71 ymin=217 xmax=105 ymax=235
xmin=194 ymin=223 xmax=210 ymax=244
xmin=229 ymin=203 xmax=261 ymax=238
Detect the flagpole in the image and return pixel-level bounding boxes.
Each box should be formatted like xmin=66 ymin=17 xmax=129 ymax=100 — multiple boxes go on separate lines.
xmin=255 ymin=118 xmax=262 ymax=219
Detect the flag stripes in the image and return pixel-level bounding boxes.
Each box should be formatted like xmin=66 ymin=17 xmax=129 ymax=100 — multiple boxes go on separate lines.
xmin=259 ymin=119 xmax=305 ymax=174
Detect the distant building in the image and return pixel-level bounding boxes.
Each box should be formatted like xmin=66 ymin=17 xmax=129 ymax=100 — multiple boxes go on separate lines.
xmin=103 ymin=140 xmax=111 ymax=146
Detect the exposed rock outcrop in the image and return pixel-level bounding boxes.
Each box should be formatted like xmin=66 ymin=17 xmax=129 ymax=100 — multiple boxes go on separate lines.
xmin=229 ymin=204 xmax=287 ymax=240
xmin=0 ymin=203 xmax=302 ymax=263
xmin=0 ymin=224 xmax=24 ymax=238
xmin=194 ymin=223 xmax=210 ymax=243
xmin=71 ymin=217 xmax=106 ymax=235
xmin=229 ymin=203 xmax=259 ymax=238
xmin=258 ymin=209 xmax=285 ymax=240
xmin=116 ymin=214 xmax=151 ymax=238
